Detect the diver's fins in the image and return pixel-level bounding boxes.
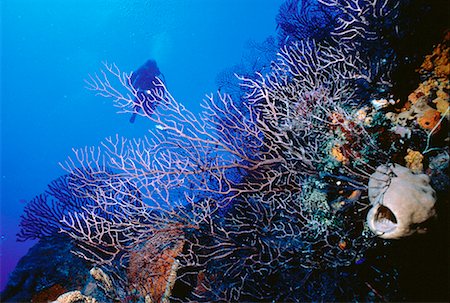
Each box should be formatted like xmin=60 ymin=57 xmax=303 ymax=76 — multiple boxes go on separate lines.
xmin=129 ymin=106 xmax=141 ymax=123
xmin=129 ymin=113 xmax=137 ymax=123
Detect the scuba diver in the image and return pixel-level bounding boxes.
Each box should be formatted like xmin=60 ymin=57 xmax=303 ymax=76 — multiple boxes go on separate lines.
xmin=129 ymin=59 xmax=165 ymax=123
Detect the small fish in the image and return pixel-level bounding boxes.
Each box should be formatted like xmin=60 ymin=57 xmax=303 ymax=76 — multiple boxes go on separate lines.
xmin=347 ymin=190 xmax=361 ymax=202
xmin=371 ymin=98 xmax=396 ymax=110
xmin=155 ymin=124 xmax=165 ymax=130
xmin=355 ymin=257 xmax=366 ymax=265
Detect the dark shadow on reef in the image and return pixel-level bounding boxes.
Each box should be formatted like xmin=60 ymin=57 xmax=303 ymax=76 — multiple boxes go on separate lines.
xmin=0 ymin=235 xmax=90 ymax=303
xmin=388 ymin=188 xmax=450 ymax=302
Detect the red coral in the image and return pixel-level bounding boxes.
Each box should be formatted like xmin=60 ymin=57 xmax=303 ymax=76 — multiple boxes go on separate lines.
xmin=32 ymin=284 xmax=67 ymax=303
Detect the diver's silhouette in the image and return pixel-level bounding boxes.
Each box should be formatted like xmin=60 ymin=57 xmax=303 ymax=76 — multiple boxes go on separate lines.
xmin=130 ymin=59 xmax=164 ymax=123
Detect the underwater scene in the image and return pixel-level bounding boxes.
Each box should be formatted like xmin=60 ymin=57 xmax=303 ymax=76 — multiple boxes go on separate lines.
xmin=1 ymin=0 xmax=449 ymax=302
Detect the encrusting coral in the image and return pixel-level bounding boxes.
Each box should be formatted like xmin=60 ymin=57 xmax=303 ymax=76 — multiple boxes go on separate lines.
xmin=385 ymin=32 xmax=449 ymax=134
xmin=417 ymin=107 xmax=441 ymax=131
xmin=419 ymin=31 xmax=450 ymax=78
xmin=433 ymin=90 xmax=450 ymax=119
xmin=404 ymin=149 xmax=424 ymax=173
xmin=52 ymin=291 xmax=97 ymax=303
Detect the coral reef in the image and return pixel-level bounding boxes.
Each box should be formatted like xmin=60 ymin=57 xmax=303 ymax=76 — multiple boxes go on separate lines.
xmin=9 ymin=1 xmax=450 ymax=302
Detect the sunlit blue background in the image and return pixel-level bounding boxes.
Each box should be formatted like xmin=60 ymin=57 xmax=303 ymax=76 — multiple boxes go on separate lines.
xmin=0 ymin=0 xmax=282 ymax=290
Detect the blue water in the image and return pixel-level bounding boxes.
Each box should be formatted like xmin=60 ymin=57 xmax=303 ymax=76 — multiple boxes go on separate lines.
xmin=0 ymin=0 xmax=282 ymax=290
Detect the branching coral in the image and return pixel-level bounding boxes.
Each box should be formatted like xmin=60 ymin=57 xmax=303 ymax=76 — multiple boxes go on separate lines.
xmin=317 ymin=0 xmax=400 ymax=42
xmin=276 ymin=0 xmax=337 ymax=44
xmin=55 ymin=35 xmax=393 ymax=301
xmin=18 ymin=173 xmax=96 ymax=241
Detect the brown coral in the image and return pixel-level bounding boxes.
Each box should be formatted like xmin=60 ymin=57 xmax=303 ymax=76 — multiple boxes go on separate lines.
xmin=127 ymin=229 xmax=184 ymax=302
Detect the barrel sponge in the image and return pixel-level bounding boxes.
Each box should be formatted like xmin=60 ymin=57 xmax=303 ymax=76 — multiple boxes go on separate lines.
xmin=366 ymin=164 xmax=437 ymax=239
